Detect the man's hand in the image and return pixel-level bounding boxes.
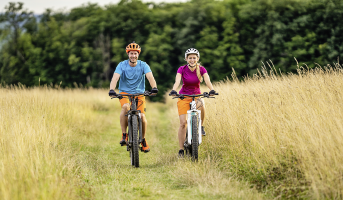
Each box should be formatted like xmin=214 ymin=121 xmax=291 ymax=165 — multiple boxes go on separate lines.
xmin=151 ymin=87 xmax=158 ymax=94
xmin=109 ymin=89 xmax=117 ymax=97
xmin=209 ymin=90 xmax=216 ymax=96
xmin=169 ymin=90 xmax=177 ymax=96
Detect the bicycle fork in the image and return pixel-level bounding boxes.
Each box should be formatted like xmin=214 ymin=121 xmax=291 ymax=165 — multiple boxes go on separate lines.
xmin=127 ymin=113 xmax=143 ymax=152
xmin=186 ymin=101 xmax=202 ymax=145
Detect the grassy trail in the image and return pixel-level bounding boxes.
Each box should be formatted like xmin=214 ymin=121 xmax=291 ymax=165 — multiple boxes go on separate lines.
xmin=74 ymin=102 xmax=266 ymax=200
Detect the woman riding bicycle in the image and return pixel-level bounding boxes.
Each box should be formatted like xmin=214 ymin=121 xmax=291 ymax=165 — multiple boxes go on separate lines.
xmin=169 ymin=48 xmax=216 ymax=157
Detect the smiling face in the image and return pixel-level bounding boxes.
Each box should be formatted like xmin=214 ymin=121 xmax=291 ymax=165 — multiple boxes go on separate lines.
xmin=186 ymin=54 xmax=199 ymax=67
xmin=127 ymin=51 xmax=139 ymax=63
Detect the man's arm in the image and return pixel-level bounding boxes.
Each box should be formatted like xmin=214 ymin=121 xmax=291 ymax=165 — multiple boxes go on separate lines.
xmin=145 ymin=72 xmax=157 ymax=88
xmin=110 ymin=73 xmax=120 ymax=90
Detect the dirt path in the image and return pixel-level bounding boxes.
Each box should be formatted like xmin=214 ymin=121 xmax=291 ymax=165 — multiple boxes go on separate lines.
xmin=74 ymin=102 xmax=267 ymax=200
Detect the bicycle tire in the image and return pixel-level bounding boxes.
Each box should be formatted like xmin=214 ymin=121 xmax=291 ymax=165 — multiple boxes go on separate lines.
xmin=130 ymin=148 xmax=134 ymax=165
xmin=191 ymin=115 xmax=198 ymax=161
xmin=127 ymin=117 xmax=134 ymax=166
xmin=132 ymin=115 xmax=139 ymax=167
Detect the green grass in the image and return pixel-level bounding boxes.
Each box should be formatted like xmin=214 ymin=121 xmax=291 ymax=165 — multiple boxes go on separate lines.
xmin=71 ymin=102 xmax=267 ymax=200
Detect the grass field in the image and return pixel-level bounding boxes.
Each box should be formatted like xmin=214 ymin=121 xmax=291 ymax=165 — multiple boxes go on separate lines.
xmin=0 ymin=62 xmax=342 ymax=199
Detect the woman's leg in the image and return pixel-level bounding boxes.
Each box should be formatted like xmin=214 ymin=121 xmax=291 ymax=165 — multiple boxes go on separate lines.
xmin=197 ymin=98 xmax=205 ymax=126
xmin=178 ymin=114 xmax=187 ymax=150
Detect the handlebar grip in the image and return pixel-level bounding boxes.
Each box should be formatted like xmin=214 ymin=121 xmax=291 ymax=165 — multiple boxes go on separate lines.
xmin=215 ymin=93 xmax=219 ymax=95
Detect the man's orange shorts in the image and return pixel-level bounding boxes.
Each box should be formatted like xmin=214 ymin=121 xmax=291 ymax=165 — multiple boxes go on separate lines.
xmin=177 ymin=96 xmax=201 ymax=116
xmin=119 ymin=92 xmax=146 ymax=114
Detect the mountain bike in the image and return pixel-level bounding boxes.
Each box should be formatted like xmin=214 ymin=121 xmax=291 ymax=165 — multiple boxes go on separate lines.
xmin=111 ymin=91 xmax=155 ymax=168
xmin=171 ymin=92 xmax=218 ymax=161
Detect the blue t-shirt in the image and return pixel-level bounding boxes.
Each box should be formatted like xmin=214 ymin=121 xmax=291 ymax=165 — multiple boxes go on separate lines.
xmin=114 ymin=60 xmax=152 ymax=94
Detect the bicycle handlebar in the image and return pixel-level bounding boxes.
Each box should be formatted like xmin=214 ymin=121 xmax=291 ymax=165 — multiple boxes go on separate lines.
xmin=111 ymin=91 xmax=156 ymax=99
xmin=170 ymin=92 xmax=219 ymax=99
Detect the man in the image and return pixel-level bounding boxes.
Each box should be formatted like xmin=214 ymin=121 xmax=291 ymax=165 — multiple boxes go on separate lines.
xmin=109 ymin=41 xmax=158 ymax=153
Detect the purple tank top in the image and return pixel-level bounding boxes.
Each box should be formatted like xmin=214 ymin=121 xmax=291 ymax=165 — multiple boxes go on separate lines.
xmin=177 ymin=65 xmax=207 ymax=95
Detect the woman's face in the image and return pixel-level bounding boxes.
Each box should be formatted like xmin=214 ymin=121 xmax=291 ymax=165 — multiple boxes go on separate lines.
xmin=186 ymin=54 xmax=199 ymax=67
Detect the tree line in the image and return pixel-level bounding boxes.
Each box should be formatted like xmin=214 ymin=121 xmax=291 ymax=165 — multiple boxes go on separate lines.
xmin=0 ymin=0 xmax=342 ymax=100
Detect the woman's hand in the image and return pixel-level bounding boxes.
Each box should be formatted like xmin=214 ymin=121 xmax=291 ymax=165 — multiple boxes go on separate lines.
xmin=169 ymin=90 xmax=178 ymax=96
xmin=209 ymin=90 xmax=216 ymax=96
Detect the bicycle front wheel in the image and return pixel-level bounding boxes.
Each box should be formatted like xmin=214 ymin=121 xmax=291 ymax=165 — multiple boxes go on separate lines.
xmin=132 ymin=115 xmax=139 ymax=167
xmin=191 ymin=115 xmax=199 ymax=161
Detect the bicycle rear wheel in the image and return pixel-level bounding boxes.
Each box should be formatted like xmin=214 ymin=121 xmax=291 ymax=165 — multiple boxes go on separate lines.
xmin=131 ymin=115 xmax=139 ymax=167
xmin=191 ymin=115 xmax=198 ymax=161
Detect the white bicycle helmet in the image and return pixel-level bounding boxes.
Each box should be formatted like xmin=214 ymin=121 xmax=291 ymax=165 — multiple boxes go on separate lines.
xmin=185 ymin=48 xmax=200 ymax=59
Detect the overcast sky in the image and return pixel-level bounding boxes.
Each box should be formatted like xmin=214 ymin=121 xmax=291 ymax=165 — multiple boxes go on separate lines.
xmin=0 ymin=0 xmax=189 ymax=14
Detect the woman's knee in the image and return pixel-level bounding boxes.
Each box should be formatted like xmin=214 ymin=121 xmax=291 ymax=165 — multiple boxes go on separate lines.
xmin=179 ymin=119 xmax=187 ymax=129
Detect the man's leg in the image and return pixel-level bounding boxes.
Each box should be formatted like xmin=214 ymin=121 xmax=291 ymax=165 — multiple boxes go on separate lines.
xmin=119 ymin=103 xmax=130 ymax=145
xmin=120 ymin=103 xmax=130 ymax=133
xmin=141 ymin=113 xmax=147 ymax=139
xmin=140 ymin=113 xmax=150 ymax=152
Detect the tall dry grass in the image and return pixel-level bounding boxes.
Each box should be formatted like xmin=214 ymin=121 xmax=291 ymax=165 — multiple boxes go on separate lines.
xmin=194 ymin=62 xmax=343 ymax=199
xmin=0 ymin=86 xmax=112 ymax=200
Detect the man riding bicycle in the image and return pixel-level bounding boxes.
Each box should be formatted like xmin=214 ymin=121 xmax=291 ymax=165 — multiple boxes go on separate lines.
xmin=109 ymin=41 xmax=158 ymax=153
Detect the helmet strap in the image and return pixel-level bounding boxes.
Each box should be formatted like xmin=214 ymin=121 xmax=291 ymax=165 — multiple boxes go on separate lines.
xmin=188 ymin=63 xmax=196 ymax=68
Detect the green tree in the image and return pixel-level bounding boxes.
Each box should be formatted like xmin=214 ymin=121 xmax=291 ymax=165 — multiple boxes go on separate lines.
xmin=0 ymin=2 xmax=35 ymax=85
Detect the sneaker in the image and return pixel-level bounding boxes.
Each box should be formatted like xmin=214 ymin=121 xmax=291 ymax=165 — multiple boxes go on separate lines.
xmin=120 ymin=133 xmax=128 ymax=146
xmin=201 ymin=126 xmax=206 ymax=136
xmin=141 ymin=138 xmax=150 ymax=153
xmin=178 ymin=149 xmax=184 ymax=158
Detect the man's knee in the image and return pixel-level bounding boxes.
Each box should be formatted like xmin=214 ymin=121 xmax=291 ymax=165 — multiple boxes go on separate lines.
xmin=141 ymin=114 xmax=147 ymax=124
xmin=122 ymin=103 xmax=130 ymax=111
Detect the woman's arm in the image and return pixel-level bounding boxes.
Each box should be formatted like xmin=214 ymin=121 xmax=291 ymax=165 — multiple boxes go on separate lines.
xmin=172 ymin=73 xmax=182 ymax=91
xmin=203 ymin=73 xmax=214 ymax=90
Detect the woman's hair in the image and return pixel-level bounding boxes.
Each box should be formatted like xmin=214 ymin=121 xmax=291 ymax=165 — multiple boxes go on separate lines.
xmin=195 ymin=63 xmax=203 ymax=83
xmin=186 ymin=54 xmax=203 ymax=83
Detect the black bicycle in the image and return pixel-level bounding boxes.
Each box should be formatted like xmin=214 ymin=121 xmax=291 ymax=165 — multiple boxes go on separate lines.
xmin=170 ymin=92 xmax=218 ymax=161
xmin=112 ymin=91 xmax=155 ymax=167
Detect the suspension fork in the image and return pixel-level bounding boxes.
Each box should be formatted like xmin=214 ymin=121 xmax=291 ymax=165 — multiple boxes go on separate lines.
xmin=137 ymin=113 xmax=143 ymax=143
xmin=128 ymin=114 xmax=132 ymax=144
xmin=187 ymin=100 xmax=202 ymax=145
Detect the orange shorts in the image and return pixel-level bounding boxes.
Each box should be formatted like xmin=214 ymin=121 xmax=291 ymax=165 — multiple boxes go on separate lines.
xmin=119 ymin=92 xmax=146 ymax=114
xmin=177 ymin=96 xmax=201 ymax=116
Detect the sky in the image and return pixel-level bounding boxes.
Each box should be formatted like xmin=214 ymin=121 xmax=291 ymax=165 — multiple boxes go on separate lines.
xmin=0 ymin=0 xmax=189 ymax=14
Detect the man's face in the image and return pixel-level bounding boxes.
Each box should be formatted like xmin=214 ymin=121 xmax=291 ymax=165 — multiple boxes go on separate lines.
xmin=128 ymin=51 xmax=139 ymax=63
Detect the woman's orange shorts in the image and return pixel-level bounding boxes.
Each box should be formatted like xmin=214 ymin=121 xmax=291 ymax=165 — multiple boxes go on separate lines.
xmin=177 ymin=96 xmax=202 ymax=116
xmin=119 ymin=92 xmax=146 ymax=114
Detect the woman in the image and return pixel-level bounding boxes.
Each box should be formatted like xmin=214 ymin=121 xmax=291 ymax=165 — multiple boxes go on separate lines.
xmin=169 ymin=48 xmax=216 ymax=157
